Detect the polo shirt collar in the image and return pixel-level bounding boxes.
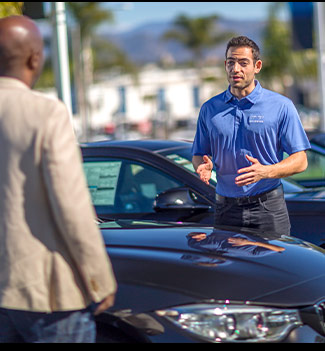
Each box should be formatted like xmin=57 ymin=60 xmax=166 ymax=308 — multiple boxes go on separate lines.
xmin=224 ymin=80 xmax=262 ymax=104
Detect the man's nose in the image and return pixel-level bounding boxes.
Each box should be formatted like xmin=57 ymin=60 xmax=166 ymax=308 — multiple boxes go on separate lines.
xmin=232 ymin=61 xmax=241 ymax=72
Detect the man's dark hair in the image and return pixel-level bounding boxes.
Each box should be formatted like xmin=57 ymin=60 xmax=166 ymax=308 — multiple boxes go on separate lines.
xmin=225 ymin=36 xmax=261 ymax=62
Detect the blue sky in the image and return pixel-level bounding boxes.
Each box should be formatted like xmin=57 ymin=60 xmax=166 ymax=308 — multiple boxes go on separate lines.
xmin=101 ymin=2 xmax=290 ymax=32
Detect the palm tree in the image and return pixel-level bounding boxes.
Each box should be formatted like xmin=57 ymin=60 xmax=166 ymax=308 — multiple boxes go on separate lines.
xmin=67 ymin=3 xmax=115 ymax=140
xmin=162 ymin=14 xmax=234 ymax=67
xmin=67 ymin=2 xmax=114 ymax=86
xmin=67 ymin=3 xmax=139 ymax=141
xmin=68 ymin=3 xmax=138 ymax=79
xmin=161 ymin=13 xmax=235 ymax=111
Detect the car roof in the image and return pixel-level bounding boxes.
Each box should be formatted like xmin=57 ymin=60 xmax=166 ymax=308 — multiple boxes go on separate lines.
xmin=81 ymin=139 xmax=192 ymax=153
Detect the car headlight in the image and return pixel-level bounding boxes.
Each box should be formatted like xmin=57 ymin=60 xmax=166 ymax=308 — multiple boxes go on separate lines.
xmin=156 ymin=302 xmax=302 ymax=342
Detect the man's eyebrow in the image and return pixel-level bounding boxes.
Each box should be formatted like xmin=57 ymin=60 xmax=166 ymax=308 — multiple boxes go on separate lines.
xmin=226 ymin=57 xmax=250 ymax=61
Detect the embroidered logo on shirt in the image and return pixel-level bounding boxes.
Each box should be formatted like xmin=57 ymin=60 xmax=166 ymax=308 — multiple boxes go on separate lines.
xmin=249 ymin=115 xmax=264 ymax=123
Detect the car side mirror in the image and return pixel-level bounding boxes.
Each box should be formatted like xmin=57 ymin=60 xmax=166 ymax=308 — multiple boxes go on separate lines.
xmin=153 ymin=187 xmax=211 ymax=212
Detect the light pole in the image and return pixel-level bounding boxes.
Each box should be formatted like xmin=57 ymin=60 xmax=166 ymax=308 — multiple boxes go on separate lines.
xmin=51 ymin=2 xmax=73 ymax=122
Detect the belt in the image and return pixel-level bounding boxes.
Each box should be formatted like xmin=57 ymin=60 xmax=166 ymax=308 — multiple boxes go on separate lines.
xmin=215 ymin=185 xmax=284 ymax=206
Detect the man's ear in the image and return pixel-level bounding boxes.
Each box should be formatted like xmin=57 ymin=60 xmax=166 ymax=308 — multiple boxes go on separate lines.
xmin=27 ymin=51 xmax=41 ymax=71
xmin=255 ymin=59 xmax=262 ymax=74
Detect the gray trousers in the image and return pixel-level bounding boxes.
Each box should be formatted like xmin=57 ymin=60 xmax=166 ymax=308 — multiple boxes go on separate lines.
xmin=214 ymin=185 xmax=291 ymax=236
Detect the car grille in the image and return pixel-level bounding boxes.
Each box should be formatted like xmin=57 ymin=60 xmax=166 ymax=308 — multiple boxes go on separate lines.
xmin=315 ymin=300 xmax=325 ymax=334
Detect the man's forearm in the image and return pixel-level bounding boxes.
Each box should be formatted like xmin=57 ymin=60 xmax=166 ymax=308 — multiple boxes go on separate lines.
xmin=235 ymin=150 xmax=308 ymax=186
xmin=265 ymin=150 xmax=308 ymax=179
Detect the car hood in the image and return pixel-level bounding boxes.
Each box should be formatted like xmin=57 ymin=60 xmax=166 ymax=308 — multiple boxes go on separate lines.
xmin=100 ymin=220 xmax=325 ymax=311
xmin=285 ymin=188 xmax=325 ymax=202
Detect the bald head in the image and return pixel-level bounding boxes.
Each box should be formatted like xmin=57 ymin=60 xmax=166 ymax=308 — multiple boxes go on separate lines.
xmin=0 ymin=15 xmax=44 ymax=87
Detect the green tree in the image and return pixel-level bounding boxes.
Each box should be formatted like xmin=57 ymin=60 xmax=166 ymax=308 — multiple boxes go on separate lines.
xmin=260 ymin=2 xmax=291 ymax=85
xmin=260 ymin=2 xmax=317 ymax=96
xmin=67 ymin=2 xmax=114 ymax=85
xmin=67 ymin=2 xmax=138 ymax=81
xmin=93 ymin=36 xmax=139 ymax=80
xmin=0 ymin=2 xmax=23 ymax=17
xmin=66 ymin=2 xmax=139 ymax=141
xmin=68 ymin=2 xmax=113 ymax=40
xmin=162 ymin=14 xmax=234 ymax=66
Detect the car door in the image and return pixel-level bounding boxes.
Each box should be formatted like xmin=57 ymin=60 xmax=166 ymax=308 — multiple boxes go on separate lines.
xmin=286 ymin=145 xmax=325 ymax=187
xmin=83 ymin=156 xmax=185 ymax=220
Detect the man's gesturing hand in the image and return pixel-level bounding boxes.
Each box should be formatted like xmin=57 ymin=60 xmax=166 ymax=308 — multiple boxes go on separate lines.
xmin=235 ymin=155 xmax=268 ymax=186
xmin=196 ymin=155 xmax=213 ymax=185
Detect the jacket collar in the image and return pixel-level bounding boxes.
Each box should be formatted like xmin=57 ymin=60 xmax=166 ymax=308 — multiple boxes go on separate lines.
xmin=0 ymin=76 xmax=30 ymax=90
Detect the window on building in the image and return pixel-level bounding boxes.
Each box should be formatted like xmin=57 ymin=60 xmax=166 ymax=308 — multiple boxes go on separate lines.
xmin=157 ymin=87 xmax=166 ymax=112
xmin=193 ymin=86 xmax=200 ymax=108
xmin=118 ymin=86 xmax=126 ymax=114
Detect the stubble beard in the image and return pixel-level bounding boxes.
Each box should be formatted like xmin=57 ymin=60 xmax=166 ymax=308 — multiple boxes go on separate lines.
xmin=228 ymin=75 xmax=255 ymax=97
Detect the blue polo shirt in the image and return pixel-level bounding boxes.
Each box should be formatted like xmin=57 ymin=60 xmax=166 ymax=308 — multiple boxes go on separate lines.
xmin=192 ymin=80 xmax=311 ymax=197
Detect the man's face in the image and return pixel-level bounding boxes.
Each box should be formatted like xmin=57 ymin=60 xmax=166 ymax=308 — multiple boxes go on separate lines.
xmin=225 ymin=46 xmax=262 ymax=94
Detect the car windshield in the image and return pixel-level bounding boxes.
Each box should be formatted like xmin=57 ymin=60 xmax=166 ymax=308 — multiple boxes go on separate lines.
xmin=160 ymin=145 xmax=305 ymax=193
xmin=98 ymin=219 xmax=176 ymax=229
xmin=287 ymin=147 xmax=325 ymax=184
xmin=160 ymin=146 xmax=217 ymax=185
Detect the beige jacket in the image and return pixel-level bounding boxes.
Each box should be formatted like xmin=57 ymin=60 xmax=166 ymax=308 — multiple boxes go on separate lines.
xmin=0 ymin=77 xmax=117 ymax=312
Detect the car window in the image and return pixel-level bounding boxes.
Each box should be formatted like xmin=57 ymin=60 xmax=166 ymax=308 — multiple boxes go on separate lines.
xmin=83 ymin=159 xmax=184 ymax=214
xmin=285 ymin=149 xmax=325 ymax=183
xmin=164 ymin=149 xmax=217 ymax=185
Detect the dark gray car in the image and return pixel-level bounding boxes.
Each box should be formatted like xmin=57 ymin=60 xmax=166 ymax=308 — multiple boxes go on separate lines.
xmin=95 ymin=219 xmax=325 ymax=343
xmin=81 ymin=139 xmax=325 ymax=248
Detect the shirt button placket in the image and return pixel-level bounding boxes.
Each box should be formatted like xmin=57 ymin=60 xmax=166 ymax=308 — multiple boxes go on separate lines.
xmin=234 ymin=103 xmax=242 ymax=131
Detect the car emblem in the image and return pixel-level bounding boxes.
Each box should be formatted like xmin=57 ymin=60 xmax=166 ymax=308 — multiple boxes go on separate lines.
xmin=315 ymin=300 xmax=325 ymax=334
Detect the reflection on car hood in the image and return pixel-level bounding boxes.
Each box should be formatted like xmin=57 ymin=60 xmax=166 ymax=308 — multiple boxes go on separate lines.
xmin=100 ymin=220 xmax=325 ymax=309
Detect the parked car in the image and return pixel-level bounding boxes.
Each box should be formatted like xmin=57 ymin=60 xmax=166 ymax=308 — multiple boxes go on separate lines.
xmin=81 ymin=140 xmax=325 ymax=248
xmin=309 ymin=132 xmax=325 ymax=148
xmin=94 ymin=218 xmax=325 ymax=343
xmin=290 ymin=132 xmax=325 ymax=188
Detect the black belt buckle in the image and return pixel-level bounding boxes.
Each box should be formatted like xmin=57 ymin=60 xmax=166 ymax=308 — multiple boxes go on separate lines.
xmin=227 ymin=193 xmax=266 ymax=205
xmin=236 ymin=195 xmax=257 ymax=205
xmin=243 ymin=196 xmax=253 ymax=205
xmin=216 ymin=186 xmax=281 ymax=206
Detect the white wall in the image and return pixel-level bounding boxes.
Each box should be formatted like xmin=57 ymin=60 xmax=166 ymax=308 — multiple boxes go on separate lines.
xmin=39 ymin=65 xmax=226 ymax=136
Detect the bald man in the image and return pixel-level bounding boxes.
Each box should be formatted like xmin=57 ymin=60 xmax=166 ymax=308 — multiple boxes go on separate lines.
xmin=0 ymin=16 xmax=117 ymax=343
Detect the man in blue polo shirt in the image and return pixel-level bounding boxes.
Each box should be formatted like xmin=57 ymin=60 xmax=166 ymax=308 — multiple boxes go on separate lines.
xmin=192 ymin=36 xmax=310 ymax=236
